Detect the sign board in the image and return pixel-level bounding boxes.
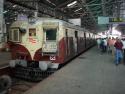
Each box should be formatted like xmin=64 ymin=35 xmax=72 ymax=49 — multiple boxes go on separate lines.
xmin=17 ymin=14 xmax=28 ymax=21
xmin=68 ymin=18 xmax=81 ymax=26
xmin=98 ymin=16 xmax=109 ymax=24
xmin=98 ymin=17 xmax=125 ymax=24
xmin=50 ymin=56 xmax=56 ymax=60
xmin=109 ymin=17 xmax=125 ymax=22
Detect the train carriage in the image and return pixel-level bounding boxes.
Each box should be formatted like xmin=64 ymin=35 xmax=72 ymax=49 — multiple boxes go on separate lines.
xmin=8 ymin=17 xmax=96 ymax=80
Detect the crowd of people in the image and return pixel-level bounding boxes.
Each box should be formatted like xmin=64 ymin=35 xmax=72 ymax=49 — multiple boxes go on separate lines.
xmin=97 ymin=37 xmax=125 ymax=66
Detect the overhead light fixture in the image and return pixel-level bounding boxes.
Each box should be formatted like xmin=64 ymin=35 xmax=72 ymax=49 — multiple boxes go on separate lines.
xmin=15 ymin=18 xmax=17 ymax=20
xmin=74 ymin=8 xmax=82 ymax=12
xmin=67 ymin=1 xmax=77 ymax=7
xmin=46 ymin=0 xmax=56 ymax=6
xmin=3 ymin=10 xmax=8 ymax=14
xmin=13 ymin=5 xmax=17 ymax=8
xmin=6 ymin=22 xmax=10 ymax=24
xmin=14 ymin=11 xmax=18 ymax=15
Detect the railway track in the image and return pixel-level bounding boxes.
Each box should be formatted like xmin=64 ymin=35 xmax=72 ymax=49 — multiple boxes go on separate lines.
xmin=0 ymin=66 xmax=10 ymax=76
xmin=0 ymin=66 xmax=36 ymax=94
xmin=0 ymin=66 xmax=54 ymax=94
xmin=8 ymin=78 xmax=37 ymax=94
xmin=0 ymin=45 xmax=95 ymax=94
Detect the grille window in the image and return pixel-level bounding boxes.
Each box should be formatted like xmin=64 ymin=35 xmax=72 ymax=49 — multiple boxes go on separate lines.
xmin=13 ymin=30 xmax=19 ymax=41
xmin=9 ymin=29 xmax=20 ymax=42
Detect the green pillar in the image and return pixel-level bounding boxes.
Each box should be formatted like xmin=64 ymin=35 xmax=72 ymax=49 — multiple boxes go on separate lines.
xmin=0 ymin=0 xmax=4 ymax=49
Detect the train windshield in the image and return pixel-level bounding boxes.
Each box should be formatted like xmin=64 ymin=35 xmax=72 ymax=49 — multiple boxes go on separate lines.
xmin=29 ymin=28 xmax=36 ymax=36
xmin=44 ymin=28 xmax=57 ymax=40
xmin=9 ymin=29 xmax=20 ymax=42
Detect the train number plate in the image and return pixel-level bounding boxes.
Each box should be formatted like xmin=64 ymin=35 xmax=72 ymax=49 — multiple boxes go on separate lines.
xmin=50 ymin=56 xmax=56 ymax=60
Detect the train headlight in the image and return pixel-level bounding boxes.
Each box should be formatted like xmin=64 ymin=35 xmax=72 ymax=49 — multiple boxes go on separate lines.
xmin=39 ymin=61 xmax=51 ymax=71
xmin=9 ymin=60 xmax=16 ymax=68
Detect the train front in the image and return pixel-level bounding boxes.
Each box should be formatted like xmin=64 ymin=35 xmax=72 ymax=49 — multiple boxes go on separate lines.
xmin=8 ymin=19 xmax=60 ymax=80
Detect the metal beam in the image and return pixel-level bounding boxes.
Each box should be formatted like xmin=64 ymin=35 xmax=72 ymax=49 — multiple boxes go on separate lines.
xmin=101 ymin=0 xmax=106 ymax=16
xmin=6 ymin=0 xmax=70 ymax=19
xmin=87 ymin=0 xmax=100 ymax=4
xmin=76 ymin=0 xmax=97 ymax=30
xmin=10 ymin=0 xmax=39 ymax=1
xmin=55 ymin=0 xmax=74 ymax=9
xmin=85 ymin=1 xmax=116 ymax=7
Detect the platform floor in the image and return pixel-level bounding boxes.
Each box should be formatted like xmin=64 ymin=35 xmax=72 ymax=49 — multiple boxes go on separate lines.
xmin=24 ymin=47 xmax=125 ymax=94
xmin=0 ymin=51 xmax=11 ymax=67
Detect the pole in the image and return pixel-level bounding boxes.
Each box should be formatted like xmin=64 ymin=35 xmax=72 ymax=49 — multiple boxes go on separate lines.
xmin=0 ymin=0 xmax=4 ymax=49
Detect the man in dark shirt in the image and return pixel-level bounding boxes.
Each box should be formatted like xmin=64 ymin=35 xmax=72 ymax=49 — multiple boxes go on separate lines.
xmin=114 ymin=38 xmax=123 ymax=65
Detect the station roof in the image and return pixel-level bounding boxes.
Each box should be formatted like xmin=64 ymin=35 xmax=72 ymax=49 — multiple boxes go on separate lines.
xmin=4 ymin=0 xmax=122 ymax=31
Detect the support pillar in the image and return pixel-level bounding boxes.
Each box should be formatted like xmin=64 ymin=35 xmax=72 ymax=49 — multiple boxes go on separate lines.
xmin=0 ymin=0 xmax=4 ymax=50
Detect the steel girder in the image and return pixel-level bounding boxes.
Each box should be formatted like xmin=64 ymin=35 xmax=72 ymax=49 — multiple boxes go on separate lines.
xmin=6 ymin=0 xmax=70 ymax=20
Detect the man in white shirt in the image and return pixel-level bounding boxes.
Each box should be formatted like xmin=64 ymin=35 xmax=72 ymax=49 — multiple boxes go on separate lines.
xmin=97 ymin=38 xmax=101 ymax=49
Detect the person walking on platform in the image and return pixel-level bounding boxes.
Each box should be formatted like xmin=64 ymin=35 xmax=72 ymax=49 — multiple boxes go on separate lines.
xmin=103 ymin=38 xmax=107 ymax=52
xmin=107 ymin=37 xmax=112 ymax=53
xmin=114 ymin=38 xmax=123 ymax=65
xmin=122 ymin=38 xmax=125 ymax=64
xmin=97 ymin=38 xmax=101 ymax=49
xmin=110 ymin=38 xmax=116 ymax=56
xmin=100 ymin=38 xmax=104 ymax=53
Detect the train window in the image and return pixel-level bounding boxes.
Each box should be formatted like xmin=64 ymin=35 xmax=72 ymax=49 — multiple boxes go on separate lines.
xmin=9 ymin=29 xmax=20 ymax=42
xmin=89 ymin=34 xmax=91 ymax=38
xmin=65 ymin=29 xmax=68 ymax=37
xmin=44 ymin=28 xmax=57 ymax=40
xmin=75 ymin=31 xmax=77 ymax=38
xmin=29 ymin=28 xmax=36 ymax=36
xmin=13 ymin=30 xmax=19 ymax=41
xmin=9 ymin=30 xmax=13 ymax=41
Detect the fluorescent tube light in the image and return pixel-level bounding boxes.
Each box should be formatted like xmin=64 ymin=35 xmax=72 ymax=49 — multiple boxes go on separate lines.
xmin=74 ymin=8 xmax=82 ymax=12
xmin=3 ymin=10 xmax=8 ymax=14
xmin=67 ymin=1 xmax=77 ymax=7
xmin=13 ymin=5 xmax=17 ymax=8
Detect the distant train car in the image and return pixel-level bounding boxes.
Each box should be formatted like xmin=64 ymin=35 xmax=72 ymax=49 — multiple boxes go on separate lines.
xmin=8 ymin=17 xmax=96 ymax=80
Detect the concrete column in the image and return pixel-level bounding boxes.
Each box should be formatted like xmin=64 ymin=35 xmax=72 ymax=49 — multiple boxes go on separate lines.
xmin=0 ymin=0 xmax=4 ymax=49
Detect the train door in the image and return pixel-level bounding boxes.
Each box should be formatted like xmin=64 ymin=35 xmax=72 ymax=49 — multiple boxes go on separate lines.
xmin=65 ymin=29 xmax=69 ymax=56
xmin=42 ymin=28 xmax=58 ymax=55
xmin=84 ymin=32 xmax=86 ymax=48
xmin=74 ymin=31 xmax=78 ymax=53
xmin=88 ymin=33 xmax=91 ymax=46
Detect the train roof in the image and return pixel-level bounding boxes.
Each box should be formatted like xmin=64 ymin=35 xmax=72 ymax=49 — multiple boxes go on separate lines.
xmin=37 ymin=17 xmax=84 ymax=31
xmin=10 ymin=17 xmax=86 ymax=32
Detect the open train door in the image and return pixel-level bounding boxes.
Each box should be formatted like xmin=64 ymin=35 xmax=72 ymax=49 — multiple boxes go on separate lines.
xmin=84 ymin=32 xmax=86 ymax=48
xmin=65 ymin=29 xmax=69 ymax=56
xmin=74 ymin=31 xmax=78 ymax=54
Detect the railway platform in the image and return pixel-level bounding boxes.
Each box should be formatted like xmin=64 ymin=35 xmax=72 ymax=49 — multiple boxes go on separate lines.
xmin=23 ymin=46 xmax=125 ymax=94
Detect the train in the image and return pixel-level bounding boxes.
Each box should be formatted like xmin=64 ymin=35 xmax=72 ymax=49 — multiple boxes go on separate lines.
xmin=8 ymin=17 xmax=96 ymax=80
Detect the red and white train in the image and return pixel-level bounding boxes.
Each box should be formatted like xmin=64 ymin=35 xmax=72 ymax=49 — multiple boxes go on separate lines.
xmin=8 ymin=17 xmax=96 ymax=80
